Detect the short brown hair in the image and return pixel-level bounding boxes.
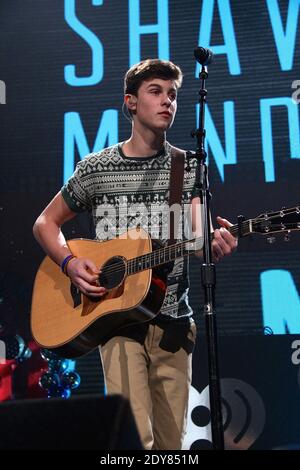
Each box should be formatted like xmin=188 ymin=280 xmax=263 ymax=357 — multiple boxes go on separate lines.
xmin=124 ymin=59 xmax=183 ymax=95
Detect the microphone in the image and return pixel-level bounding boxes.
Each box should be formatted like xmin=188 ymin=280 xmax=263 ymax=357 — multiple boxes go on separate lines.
xmin=194 ymin=47 xmax=214 ymax=66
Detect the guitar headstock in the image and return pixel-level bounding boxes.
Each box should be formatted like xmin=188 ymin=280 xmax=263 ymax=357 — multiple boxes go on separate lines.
xmin=251 ymin=206 xmax=300 ymax=238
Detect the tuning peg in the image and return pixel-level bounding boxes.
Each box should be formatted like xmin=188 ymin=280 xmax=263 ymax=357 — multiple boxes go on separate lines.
xmin=267 ymin=236 xmax=276 ymax=244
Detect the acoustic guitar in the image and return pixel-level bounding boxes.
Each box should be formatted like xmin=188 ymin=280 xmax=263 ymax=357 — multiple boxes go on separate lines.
xmin=31 ymin=206 xmax=300 ymax=358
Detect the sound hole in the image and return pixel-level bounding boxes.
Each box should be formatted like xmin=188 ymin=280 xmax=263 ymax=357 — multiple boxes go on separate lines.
xmin=99 ymin=256 xmax=126 ymax=290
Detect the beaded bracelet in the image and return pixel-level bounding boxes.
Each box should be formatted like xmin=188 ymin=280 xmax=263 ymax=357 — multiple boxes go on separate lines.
xmin=61 ymin=254 xmax=76 ymax=274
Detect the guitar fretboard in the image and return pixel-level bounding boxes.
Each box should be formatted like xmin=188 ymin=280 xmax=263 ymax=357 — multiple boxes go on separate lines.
xmin=123 ymin=205 xmax=300 ymax=276
xmin=126 ymin=238 xmax=199 ymax=275
xmin=126 ymin=219 xmax=250 ymax=275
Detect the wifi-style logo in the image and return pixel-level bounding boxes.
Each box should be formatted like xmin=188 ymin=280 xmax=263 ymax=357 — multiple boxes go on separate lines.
xmin=183 ymin=379 xmax=266 ymax=450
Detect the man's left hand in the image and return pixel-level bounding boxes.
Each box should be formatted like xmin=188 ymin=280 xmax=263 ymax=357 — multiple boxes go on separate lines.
xmin=212 ymin=216 xmax=238 ymax=263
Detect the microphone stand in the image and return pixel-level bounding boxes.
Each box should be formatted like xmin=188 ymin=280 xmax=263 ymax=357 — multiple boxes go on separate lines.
xmin=187 ymin=62 xmax=224 ymax=450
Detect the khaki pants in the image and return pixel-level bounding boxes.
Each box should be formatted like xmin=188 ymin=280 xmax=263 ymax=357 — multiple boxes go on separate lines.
xmin=100 ymin=318 xmax=197 ymax=450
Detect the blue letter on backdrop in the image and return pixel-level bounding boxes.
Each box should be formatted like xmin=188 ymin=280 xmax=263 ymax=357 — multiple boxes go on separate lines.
xmin=64 ymin=0 xmax=104 ymax=86
xmin=129 ymin=0 xmax=169 ymax=65
xmin=197 ymin=0 xmax=240 ymax=76
xmin=260 ymin=97 xmax=300 ymax=182
xmin=266 ymin=0 xmax=300 ymax=71
xmin=197 ymin=101 xmax=236 ymax=181
xmin=261 ymin=270 xmax=300 ymax=334
xmin=64 ymin=110 xmax=118 ymax=182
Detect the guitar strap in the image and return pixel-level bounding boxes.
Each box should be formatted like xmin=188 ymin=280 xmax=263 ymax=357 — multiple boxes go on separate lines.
xmin=168 ymin=146 xmax=185 ymax=246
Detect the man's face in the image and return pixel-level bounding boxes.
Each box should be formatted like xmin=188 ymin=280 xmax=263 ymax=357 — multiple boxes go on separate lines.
xmin=129 ymin=78 xmax=178 ymax=132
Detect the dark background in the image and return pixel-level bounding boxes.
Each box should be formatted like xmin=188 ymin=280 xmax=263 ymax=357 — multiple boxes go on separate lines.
xmin=0 ymin=0 xmax=300 ymax=397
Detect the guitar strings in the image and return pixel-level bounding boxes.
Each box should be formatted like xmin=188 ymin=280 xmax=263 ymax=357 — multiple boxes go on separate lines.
xmin=100 ymin=219 xmax=253 ymax=277
xmin=100 ymin=219 xmax=251 ymax=277
xmin=98 ymin=210 xmax=299 ymax=277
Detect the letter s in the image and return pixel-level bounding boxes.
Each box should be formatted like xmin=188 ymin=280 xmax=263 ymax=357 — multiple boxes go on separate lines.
xmin=64 ymin=0 xmax=104 ymax=86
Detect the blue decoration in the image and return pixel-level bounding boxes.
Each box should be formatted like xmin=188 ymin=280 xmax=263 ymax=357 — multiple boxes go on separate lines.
xmin=61 ymin=371 xmax=81 ymax=390
xmin=48 ymin=358 xmax=70 ymax=374
xmin=39 ymin=349 xmax=80 ymax=399
xmin=40 ymin=349 xmax=59 ymax=361
xmin=47 ymin=385 xmax=71 ymax=399
xmin=39 ymin=371 xmax=60 ymax=390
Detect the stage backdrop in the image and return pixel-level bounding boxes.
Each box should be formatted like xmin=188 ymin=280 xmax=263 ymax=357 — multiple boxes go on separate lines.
xmin=0 ymin=0 xmax=300 ymax=399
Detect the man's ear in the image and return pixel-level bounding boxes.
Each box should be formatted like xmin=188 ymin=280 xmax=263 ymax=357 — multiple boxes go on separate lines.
xmin=125 ymin=94 xmax=137 ymax=112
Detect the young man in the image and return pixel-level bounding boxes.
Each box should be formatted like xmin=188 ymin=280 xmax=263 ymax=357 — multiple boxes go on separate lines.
xmin=33 ymin=59 xmax=237 ymax=450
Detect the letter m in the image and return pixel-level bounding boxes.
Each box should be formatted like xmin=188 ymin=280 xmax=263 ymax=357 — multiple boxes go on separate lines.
xmin=260 ymin=270 xmax=300 ymax=334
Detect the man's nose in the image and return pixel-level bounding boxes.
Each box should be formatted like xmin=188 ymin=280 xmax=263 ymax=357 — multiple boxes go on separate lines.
xmin=162 ymin=94 xmax=172 ymax=106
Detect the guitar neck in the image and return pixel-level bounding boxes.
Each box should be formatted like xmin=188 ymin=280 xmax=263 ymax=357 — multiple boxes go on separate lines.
xmin=126 ymin=219 xmax=251 ymax=276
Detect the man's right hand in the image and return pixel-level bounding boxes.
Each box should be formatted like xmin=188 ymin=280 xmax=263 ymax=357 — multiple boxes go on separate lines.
xmin=66 ymin=257 xmax=107 ymax=297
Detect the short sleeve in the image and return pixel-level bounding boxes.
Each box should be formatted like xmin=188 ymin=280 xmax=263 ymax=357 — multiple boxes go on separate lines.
xmin=61 ymin=160 xmax=92 ymax=213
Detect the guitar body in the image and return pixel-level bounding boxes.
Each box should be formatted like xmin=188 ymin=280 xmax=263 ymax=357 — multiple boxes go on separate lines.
xmin=31 ymin=204 xmax=300 ymax=358
xmin=31 ymin=228 xmax=168 ymax=358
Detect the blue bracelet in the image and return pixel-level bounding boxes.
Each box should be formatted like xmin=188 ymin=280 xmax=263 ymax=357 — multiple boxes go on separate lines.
xmin=61 ymin=255 xmax=75 ymax=273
